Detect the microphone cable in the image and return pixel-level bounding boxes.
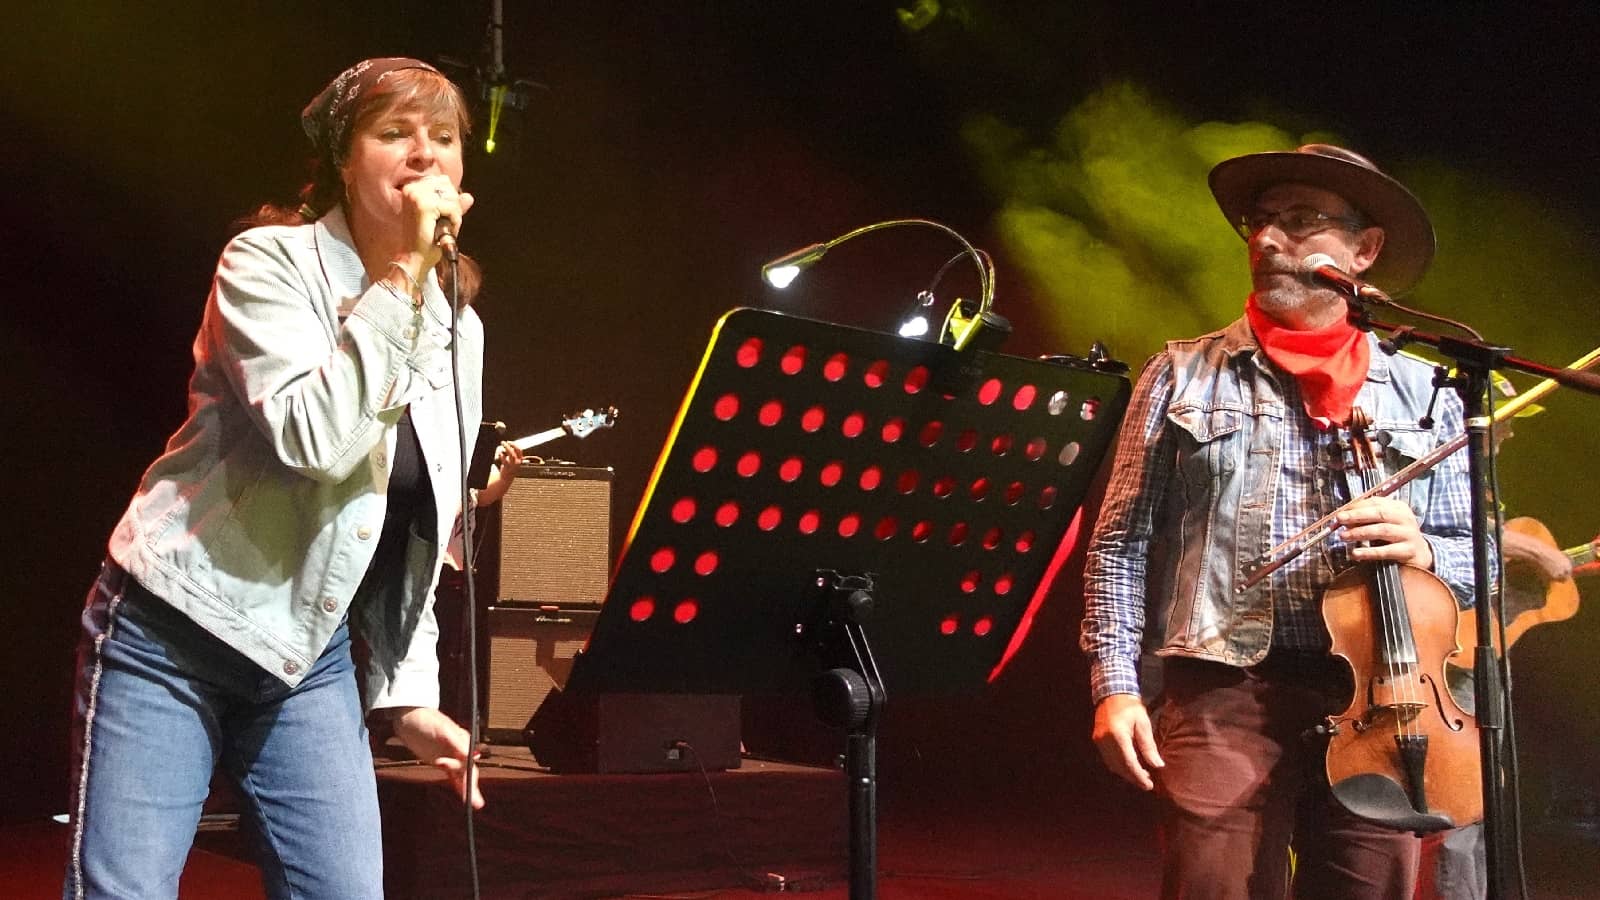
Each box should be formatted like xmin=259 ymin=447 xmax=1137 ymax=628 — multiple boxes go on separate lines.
xmin=445 ymin=255 xmax=485 ymax=900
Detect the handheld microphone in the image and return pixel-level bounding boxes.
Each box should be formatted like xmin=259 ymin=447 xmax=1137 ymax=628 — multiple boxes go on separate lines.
xmin=1300 ymin=253 xmax=1389 ymax=304
xmin=434 ymin=217 xmax=459 ymax=263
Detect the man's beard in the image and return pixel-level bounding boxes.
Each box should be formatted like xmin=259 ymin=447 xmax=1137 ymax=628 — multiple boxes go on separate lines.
xmin=1252 ymin=253 xmax=1318 ymax=314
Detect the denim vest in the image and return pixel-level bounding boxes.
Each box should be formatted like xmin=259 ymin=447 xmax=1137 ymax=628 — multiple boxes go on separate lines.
xmin=1147 ymin=317 xmax=1451 ymax=666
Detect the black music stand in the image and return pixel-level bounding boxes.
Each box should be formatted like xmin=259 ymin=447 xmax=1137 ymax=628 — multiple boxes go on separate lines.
xmin=538 ymin=308 xmax=1130 ymax=899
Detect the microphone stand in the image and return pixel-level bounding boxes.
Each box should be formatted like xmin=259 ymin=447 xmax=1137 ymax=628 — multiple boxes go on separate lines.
xmin=1346 ymin=301 xmax=1600 ymax=900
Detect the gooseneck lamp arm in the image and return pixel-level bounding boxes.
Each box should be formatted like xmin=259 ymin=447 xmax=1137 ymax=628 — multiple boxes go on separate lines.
xmin=759 ymin=218 xmax=995 ymax=313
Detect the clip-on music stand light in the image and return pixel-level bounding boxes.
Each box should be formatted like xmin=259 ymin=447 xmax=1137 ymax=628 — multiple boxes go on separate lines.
xmin=540 ymin=308 xmax=1130 ymax=898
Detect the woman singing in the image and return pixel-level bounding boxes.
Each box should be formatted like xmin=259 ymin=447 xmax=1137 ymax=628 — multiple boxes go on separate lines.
xmin=65 ymin=58 xmax=487 ymax=899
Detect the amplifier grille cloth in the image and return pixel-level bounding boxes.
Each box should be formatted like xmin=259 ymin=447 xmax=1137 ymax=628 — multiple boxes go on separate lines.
xmin=485 ymin=609 xmax=593 ymax=735
xmin=497 ymin=476 xmax=610 ymax=604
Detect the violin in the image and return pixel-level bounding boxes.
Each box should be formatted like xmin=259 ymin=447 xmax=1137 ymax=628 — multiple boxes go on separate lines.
xmin=1321 ymin=408 xmax=1482 ymax=834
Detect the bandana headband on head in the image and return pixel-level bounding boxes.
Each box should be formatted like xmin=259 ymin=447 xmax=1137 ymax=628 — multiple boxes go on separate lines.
xmin=300 ymin=57 xmax=441 ymax=164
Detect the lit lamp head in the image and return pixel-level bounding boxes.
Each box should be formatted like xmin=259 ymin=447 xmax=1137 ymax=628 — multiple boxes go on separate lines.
xmin=760 ymin=242 xmax=829 ymax=289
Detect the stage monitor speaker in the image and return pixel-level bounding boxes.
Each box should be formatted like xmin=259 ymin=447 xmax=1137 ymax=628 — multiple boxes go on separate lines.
xmin=484 ymin=605 xmax=599 ymax=744
xmin=496 ymin=463 xmax=613 ymax=606
xmin=525 ymin=690 xmax=743 ymax=774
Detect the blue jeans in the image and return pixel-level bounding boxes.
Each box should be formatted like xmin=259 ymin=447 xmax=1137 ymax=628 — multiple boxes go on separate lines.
xmin=64 ymin=563 xmax=384 ymax=899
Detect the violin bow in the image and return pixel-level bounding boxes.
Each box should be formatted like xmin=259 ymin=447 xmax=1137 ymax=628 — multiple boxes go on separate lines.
xmin=1239 ymin=342 xmax=1600 ymax=592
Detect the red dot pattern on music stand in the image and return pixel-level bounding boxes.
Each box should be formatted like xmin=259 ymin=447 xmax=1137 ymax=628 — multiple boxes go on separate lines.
xmin=693 ymin=446 xmax=718 ymax=472
xmin=736 ymin=338 xmax=763 ymax=368
xmin=671 ymin=497 xmax=696 ymax=523
xmin=977 ymin=378 xmax=1002 ymax=406
xmin=736 ymin=451 xmax=761 ymax=477
xmin=896 ymin=470 xmax=920 ymax=494
xmin=1004 ymin=481 xmax=1026 ymax=505
xmin=758 ymin=505 xmax=782 ymax=531
xmin=982 ymin=527 xmax=1003 ymax=550
xmin=781 ymin=345 xmax=807 ymax=375
xmin=948 ymin=521 xmax=970 ymax=545
xmin=608 ymin=315 xmax=1122 ymax=683
xmin=802 ymin=406 xmax=826 ymax=432
xmin=864 ymin=360 xmax=889 ymax=388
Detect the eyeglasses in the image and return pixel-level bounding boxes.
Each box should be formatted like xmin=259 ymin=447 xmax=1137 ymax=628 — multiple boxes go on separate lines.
xmin=1236 ymin=205 xmax=1366 ymax=240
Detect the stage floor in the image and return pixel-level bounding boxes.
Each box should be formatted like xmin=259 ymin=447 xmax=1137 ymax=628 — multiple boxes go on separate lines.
xmin=9 ymin=744 xmax=1600 ymax=899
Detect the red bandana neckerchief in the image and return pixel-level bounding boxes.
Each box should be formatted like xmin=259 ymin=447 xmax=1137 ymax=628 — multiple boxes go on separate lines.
xmin=1245 ymin=295 xmax=1371 ymax=430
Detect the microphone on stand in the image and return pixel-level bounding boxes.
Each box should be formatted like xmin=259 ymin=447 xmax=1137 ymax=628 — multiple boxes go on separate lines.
xmin=435 ymin=217 xmax=459 ymax=263
xmin=1300 ymin=253 xmax=1389 ymax=304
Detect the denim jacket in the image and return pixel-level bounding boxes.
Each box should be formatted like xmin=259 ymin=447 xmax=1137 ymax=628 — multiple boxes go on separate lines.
xmin=1082 ymin=317 xmax=1479 ymax=700
xmin=108 ymin=207 xmax=483 ymax=710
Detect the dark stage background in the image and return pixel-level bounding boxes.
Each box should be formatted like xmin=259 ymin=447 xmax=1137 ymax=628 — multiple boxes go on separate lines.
xmin=4 ymin=0 xmax=1600 ymax=841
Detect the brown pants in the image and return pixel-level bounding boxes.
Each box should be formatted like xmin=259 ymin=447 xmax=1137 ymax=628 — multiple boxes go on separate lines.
xmin=1154 ymin=655 xmax=1421 ymax=900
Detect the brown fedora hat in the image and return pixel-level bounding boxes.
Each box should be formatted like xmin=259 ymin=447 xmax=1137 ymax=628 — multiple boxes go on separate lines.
xmin=1209 ymin=144 xmax=1436 ymax=295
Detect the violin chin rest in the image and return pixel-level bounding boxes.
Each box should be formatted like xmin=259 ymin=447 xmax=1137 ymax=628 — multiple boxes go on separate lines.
xmin=1330 ymin=773 xmax=1456 ymax=835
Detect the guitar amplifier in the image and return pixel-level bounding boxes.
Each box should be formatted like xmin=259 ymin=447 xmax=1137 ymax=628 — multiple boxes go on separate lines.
xmin=495 ymin=463 xmax=613 ymax=606
xmin=484 ymin=604 xmax=600 ymax=744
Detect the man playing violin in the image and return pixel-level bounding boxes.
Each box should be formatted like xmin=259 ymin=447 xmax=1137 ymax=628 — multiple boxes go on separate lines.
xmin=1081 ymin=144 xmax=1482 ymax=899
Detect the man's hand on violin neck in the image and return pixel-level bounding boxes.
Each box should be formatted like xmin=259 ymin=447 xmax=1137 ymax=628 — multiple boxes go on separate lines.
xmin=1335 ymin=497 xmax=1435 ymax=569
